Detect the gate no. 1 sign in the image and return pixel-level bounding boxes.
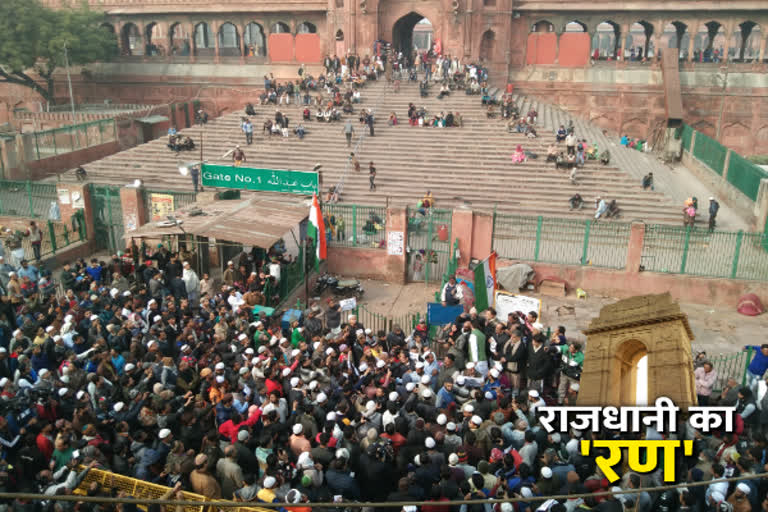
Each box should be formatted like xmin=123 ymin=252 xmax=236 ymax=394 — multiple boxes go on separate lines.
xmin=201 ymin=164 xmax=319 ymax=195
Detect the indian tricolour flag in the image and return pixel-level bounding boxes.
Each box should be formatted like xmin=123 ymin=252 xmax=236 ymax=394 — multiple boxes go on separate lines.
xmin=473 ymin=252 xmax=497 ymax=312
xmin=307 ymin=194 xmax=327 ymax=269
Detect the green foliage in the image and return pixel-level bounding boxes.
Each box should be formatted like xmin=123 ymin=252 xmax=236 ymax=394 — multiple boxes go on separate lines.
xmin=0 ymin=0 xmax=117 ymax=103
xmin=747 ymin=155 xmax=768 ymax=166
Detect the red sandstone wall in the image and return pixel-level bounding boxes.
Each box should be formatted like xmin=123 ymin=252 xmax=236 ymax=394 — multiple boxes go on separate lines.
xmin=7 ymin=140 xmax=121 ymax=180
xmin=520 ymin=261 xmax=768 ymax=310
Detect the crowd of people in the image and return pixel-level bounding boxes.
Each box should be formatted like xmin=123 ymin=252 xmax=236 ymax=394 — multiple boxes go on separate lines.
xmin=0 ymin=235 xmax=764 ymax=512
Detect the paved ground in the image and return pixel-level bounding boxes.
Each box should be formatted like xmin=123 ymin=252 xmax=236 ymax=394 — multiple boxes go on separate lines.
xmin=357 ymin=278 xmax=767 ymax=356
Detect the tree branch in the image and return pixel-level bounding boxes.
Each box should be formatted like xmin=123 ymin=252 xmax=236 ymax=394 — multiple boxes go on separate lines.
xmin=0 ymin=66 xmax=52 ymax=102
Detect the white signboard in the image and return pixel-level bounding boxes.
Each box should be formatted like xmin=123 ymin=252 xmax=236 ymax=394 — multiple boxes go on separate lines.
xmin=387 ymin=231 xmax=404 ymax=256
xmin=339 ymin=297 xmax=357 ymax=312
xmin=57 ymin=189 xmax=71 ymax=205
xmin=494 ymin=291 xmax=542 ymax=320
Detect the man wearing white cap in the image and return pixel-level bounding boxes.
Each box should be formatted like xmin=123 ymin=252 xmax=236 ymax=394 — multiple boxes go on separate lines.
xmin=289 ymin=422 xmax=311 ymax=456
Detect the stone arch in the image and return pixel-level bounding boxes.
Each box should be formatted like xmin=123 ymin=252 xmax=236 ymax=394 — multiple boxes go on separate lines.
xmin=392 ymin=12 xmax=430 ymax=53
xmin=721 ymin=122 xmax=751 ymax=149
xmin=531 ymin=20 xmax=554 ymax=33
xmin=564 ymin=20 xmax=587 ymax=33
xmin=145 ymin=22 xmax=164 ymax=56
xmin=194 ymin=22 xmax=215 ymax=55
xmin=218 ymin=22 xmax=240 ymax=56
xmin=627 ymin=21 xmax=653 ymax=60
xmin=479 ymin=29 xmax=495 ymax=62
xmin=622 ymin=117 xmax=647 ymax=139
xmin=297 ymin=21 xmax=317 ymax=34
xmin=579 ymin=293 xmax=696 ymax=408
xmin=120 ymin=22 xmax=143 ymax=56
xmin=730 ymin=21 xmax=760 ymax=62
xmin=661 ymin=21 xmax=688 ymax=61
xmin=756 ymin=125 xmax=768 ymax=144
xmin=271 ymin=21 xmax=290 ymax=34
xmin=590 ymin=113 xmax=617 ymax=132
xmin=693 ymin=21 xmax=725 ymax=61
xmin=592 ymin=20 xmax=620 ymax=59
xmin=691 ymin=120 xmax=715 ymax=138
xmin=169 ymin=22 xmax=191 ymax=56
xmin=244 ymin=22 xmax=267 ymax=56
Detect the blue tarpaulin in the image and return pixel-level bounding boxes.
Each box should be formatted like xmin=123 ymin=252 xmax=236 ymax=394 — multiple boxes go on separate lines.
xmin=427 ymin=302 xmax=464 ymax=326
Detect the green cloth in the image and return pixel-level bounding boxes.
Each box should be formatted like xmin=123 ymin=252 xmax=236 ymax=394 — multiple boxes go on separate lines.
xmin=291 ymin=328 xmax=305 ymax=348
xmin=52 ymin=447 xmax=74 ymax=470
xmin=558 ymin=344 xmax=585 ymax=367
xmin=468 ymin=328 xmax=487 ymax=363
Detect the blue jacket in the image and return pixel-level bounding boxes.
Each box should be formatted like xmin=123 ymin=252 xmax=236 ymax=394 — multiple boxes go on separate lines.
xmin=747 ymin=346 xmax=768 ymax=376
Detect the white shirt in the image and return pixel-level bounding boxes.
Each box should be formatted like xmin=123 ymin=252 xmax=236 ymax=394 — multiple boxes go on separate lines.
xmin=269 ymin=262 xmax=281 ymax=281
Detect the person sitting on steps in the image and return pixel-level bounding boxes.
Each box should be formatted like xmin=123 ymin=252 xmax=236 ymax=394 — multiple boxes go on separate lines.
xmin=569 ymin=193 xmax=584 ymax=210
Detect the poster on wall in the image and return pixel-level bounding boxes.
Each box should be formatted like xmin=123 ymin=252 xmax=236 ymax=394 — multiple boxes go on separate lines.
xmin=150 ymin=193 xmax=175 ymax=222
xmin=494 ymin=291 xmax=542 ymax=320
xmin=387 ymin=231 xmax=404 ymax=256
xmin=57 ymin=189 xmax=71 ymax=205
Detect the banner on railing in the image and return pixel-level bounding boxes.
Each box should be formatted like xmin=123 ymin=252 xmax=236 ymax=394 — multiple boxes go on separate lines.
xmin=201 ymin=164 xmax=319 ymax=194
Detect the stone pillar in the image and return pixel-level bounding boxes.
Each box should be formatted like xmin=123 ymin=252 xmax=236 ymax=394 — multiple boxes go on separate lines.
xmin=57 ymin=184 xmax=95 ymax=241
xmin=619 ymin=23 xmax=629 ymax=61
xmin=239 ymin=25 xmax=246 ymax=63
xmin=759 ymin=35 xmax=768 ymax=63
xmin=752 ymin=179 xmax=768 ymax=232
xmin=213 ymin=22 xmax=221 ymax=63
xmin=688 ymin=22 xmax=700 ymax=63
xmin=625 ymin=222 xmax=646 ymax=273
xmin=554 ymin=31 xmax=562 ymax=65
xmin=0 ymin=137 xmax=18 ymax=179
xmin=451 ymin=208 xmax=474 ymax=267
xmin=721 ymin=23 xmax=733 ymax=63
xmin=385 ymin=207 xmax=408 ymax=285
xmin=120 ymin=185 xmax=149 ymax=235
xmin=189 ymin=23 xmax=197 ymax=63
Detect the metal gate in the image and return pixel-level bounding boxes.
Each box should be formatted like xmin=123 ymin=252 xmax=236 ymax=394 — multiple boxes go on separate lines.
xmin=90 ymin=185 xmax=125 ymax=252
xmin=407 ymin=208 xmax=453 ymax=283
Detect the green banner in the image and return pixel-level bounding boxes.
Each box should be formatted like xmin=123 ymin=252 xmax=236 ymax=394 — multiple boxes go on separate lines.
xmin=201 ymin=164 xmax=319 ymax=195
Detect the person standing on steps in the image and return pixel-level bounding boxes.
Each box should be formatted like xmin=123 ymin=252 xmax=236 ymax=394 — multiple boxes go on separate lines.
xmin=232 ymin=145 xmax=246 ymax=167
xmin=369 ymin=161 xmax=377 ymax=191
xmin=365 ymin=111 xmax=375 ymax=137
xmin=342 ymin=120 xmax=355 ymax=147
xmin=351 ymin=153 xmax=360 ymax=173
xmin=242 ymin=118 xmax=253 ymax=145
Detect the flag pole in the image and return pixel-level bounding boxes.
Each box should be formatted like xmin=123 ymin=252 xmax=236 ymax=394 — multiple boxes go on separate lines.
xmin=303 ymin=237 xmax=309 ymax=304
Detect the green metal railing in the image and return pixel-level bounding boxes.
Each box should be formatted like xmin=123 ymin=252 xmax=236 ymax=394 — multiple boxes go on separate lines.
xmin=0 ymin=180 xmax=57 ymax=218
xmin=727 ymin=151 xmax=768 ymax=202
xmin=641 ymin=224 xmax=768 ymax=281
xmin=493 ymin=214 xmax=630 ymax=270
xmin=683 ymin=124 xmax=768 ymax=203
xmin=703 ymin=347 xmax=753 ymax=392
xmin=324 ymin=203 xmax=387 ymax=249
xmin=692 ymin=130 xmax=727 ymax=176
xmin=407 ymin=208 xmax=453 ymax=283
xmin=30 ymin=118 xmax=116 ymax=161
xmin=680 ymin=124 xmax=694 ymax=152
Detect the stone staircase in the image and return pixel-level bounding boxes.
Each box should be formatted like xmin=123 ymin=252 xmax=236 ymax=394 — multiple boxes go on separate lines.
xmin=51 ymin=79 xmax=685 ymax=224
